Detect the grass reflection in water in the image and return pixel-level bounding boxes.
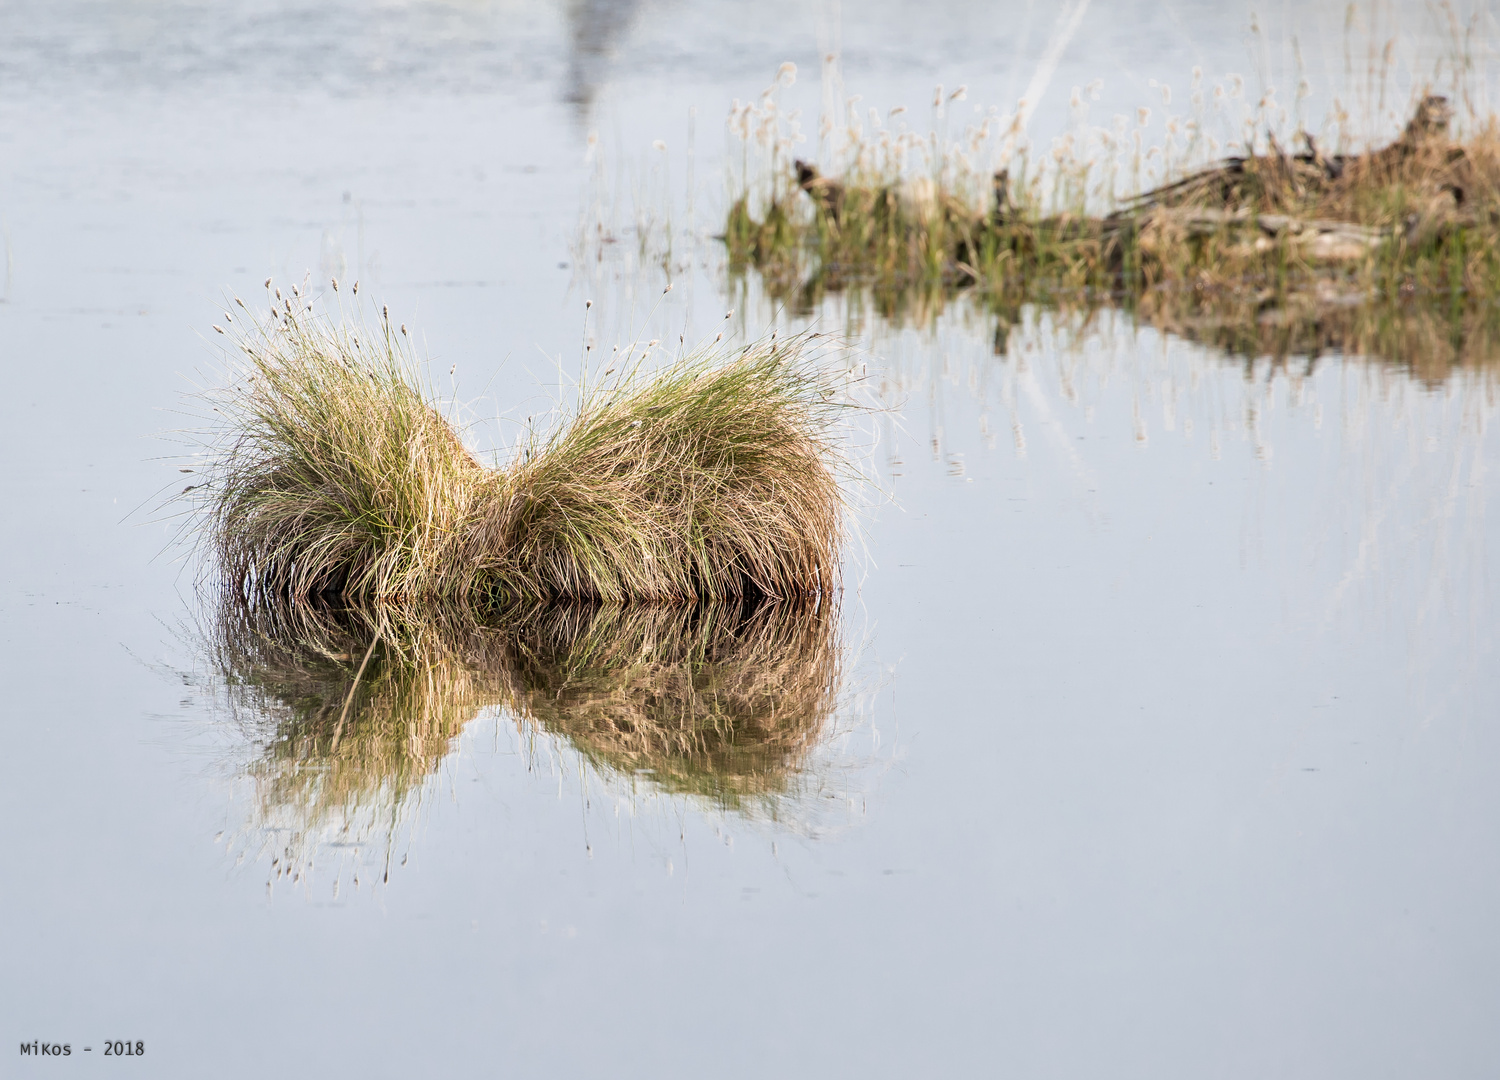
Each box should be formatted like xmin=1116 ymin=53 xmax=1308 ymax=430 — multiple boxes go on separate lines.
xmin=208 ymin=598 xmax=848 ymax=894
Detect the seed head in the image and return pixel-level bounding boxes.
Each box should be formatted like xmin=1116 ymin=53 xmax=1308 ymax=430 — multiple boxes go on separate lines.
xmin=331 ymin=278 xmax=339 ymax=292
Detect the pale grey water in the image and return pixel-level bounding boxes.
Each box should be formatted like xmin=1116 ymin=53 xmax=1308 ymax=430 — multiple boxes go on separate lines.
xmin=3 ymin=2 xmax=1500 ymax=1077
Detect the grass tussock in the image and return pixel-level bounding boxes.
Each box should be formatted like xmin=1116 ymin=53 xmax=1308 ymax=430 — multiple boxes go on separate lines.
xmin=199 ymin=288 xmax=854 ymax=613
xmin=211 ymin=597 xmax=845 ymax=882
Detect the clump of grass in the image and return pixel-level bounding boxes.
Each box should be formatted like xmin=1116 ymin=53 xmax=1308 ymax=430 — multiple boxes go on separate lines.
xmin=205 ymin=292 xmax=482 ymax=607
xmin=468 ymin=336 xmax=848 ymax=607
xmin=199 ymin=286 xmax=854 ymax=613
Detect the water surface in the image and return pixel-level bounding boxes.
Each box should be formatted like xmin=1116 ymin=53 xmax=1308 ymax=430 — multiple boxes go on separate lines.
xmin=3 ymin=2 xmax=1499 ymax=1077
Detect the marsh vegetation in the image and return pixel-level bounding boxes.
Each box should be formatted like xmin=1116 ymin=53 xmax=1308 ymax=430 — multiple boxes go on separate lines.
xmin=198 ymin=283 xmax=857 ymax=615
xmin=722 ymin=44 xmax=1500 ymax=375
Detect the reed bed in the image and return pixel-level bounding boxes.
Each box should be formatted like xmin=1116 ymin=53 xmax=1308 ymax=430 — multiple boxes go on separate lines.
xmin=723 ymin=62 xmax=1500 ymax=354
xmin=197 ymin=285 xmax=854 ymax=614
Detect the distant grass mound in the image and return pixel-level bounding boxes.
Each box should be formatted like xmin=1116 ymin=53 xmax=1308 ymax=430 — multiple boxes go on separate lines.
xmin=198 ymin=289 xmax=853 ymax=613
xmin=726 ymin=86 xmax=1500 ymax=363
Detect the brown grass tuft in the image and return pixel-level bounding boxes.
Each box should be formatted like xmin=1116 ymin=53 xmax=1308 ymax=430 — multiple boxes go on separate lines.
xmin=198 ymin=295 xmax=857 ymax=613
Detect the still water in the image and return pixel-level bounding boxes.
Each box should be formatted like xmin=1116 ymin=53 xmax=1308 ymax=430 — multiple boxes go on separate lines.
xmin=3 ymin=1 xmax=1498 ymax=1076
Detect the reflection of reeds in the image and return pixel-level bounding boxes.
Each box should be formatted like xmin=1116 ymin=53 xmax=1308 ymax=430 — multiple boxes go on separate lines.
xmin=1130 ymin=286 xmax=1500 ymax=383
xmin=210 ymin=596 xmax=845 ymax=889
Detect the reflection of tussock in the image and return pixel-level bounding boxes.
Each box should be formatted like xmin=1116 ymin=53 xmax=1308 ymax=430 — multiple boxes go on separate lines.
xmin=211 ymin=598 xmax=846 ymax=892
xmin=216 ymin=604 xmax=484 ymax=861
xmin=504 ymin=603 xmax=839 ymax=806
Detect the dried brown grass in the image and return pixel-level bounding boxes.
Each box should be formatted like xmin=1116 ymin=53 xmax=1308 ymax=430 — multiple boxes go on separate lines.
xmin=198 ymin=291 xmax=857 ymax=614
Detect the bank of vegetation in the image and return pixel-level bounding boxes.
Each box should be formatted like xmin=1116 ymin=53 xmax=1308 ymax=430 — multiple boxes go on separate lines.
xmin=724 ymin=60 xmax=1500 ymax=371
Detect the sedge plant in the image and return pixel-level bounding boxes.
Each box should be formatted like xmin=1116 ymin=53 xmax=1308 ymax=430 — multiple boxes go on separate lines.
xmin=196 ymin=283 xmax=856 ymax=615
